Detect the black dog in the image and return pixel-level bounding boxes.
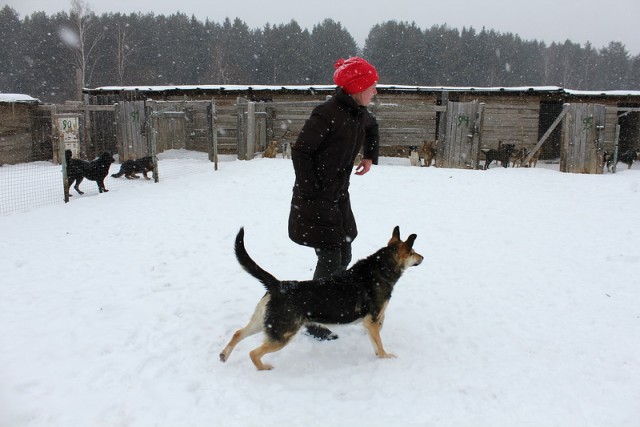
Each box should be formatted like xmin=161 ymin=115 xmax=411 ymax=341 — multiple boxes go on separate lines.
xmin=220 ymin=226 xmax=424 ymax=370
xmin=111 ymin=156 xmax=154 ymax=180
xmin=65 ymin=149 xmax=115 ymax=197
xmin=483 ymin=143 xmax=516 ymax=169
xmin=607 ymin=149 xmax=639 ymax=171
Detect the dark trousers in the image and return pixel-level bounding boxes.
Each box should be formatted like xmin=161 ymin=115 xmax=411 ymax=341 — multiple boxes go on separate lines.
xmin=306 ymin=241 xmax=353 ymax=339
xmin=313 ymin=242 xmax=352 ymax=280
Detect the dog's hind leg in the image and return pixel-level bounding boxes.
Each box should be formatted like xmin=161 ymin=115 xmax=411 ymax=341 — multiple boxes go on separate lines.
xmin=363 ymin=307 xmax=396 ymax=359
xmin=249 ymin=339 xmax=290 ymax=371
xmin=220 ymin=295 xmax=268 ymax=363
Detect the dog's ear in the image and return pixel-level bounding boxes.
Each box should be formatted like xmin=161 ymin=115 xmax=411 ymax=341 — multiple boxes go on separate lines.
xmin=389 ymin=226 xmax=401 ymax=245
xmin=405 ymin=234 xmax=417 ymax=249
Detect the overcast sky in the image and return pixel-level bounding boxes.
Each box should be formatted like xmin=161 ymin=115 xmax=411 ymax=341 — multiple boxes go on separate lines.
xmin=5 ymin=0 xmax=640 ymax=55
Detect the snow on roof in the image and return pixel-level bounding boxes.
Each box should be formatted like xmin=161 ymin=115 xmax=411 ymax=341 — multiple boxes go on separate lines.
xmin=0 ymin=93 xmax=41 ymax=103
xmin=86 ymin=84 xmax=640 ymax=96
xmin=563 ymin=89 xmax=640 ymax=96
xmin=89 ymin=84 xmax=338 ymax=92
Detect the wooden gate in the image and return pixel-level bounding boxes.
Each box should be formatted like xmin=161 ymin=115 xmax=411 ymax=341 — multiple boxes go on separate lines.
xmin=560 ymin=103 xmax=606 ymax=174
xmin=115 ymin=101 xmax=147 ymax=161
xmin=436 ymin=101 xmax=485 ymax=169
xmin=236 ymin=98 xmax=269 ymax=160
xmin=116 ymin=100 xmax=217 ymax=164
xmin=145 ymin=101 xmax=188 ymax=154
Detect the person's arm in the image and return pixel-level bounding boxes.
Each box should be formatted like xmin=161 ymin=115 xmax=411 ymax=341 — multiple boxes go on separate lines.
xmin=291 ymin=110 xmax=329 ymax=198
xmin=356 ymin=113 xmax=379 ymax=175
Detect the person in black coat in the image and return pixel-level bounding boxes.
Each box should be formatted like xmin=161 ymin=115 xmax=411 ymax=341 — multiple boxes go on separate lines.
xmin=288 ymin=57 xmax=380 ymax=340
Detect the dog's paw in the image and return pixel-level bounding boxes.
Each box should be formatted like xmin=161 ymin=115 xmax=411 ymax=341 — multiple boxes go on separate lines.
xmin=257 ymin=363 xmax=274 ymax=371
xmin=219 ymin=351 xmax=228 ymax=362
xmin=377 ymin=352 xmax=397 ymax=359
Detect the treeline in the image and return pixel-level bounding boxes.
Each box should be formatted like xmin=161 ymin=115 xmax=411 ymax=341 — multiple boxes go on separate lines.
xmin=1 ymin=4 xmax=639 ymax=104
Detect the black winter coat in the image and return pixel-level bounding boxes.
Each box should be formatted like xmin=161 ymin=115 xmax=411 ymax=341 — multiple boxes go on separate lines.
xmin=288 ymin=89 xmax=379 ymax=249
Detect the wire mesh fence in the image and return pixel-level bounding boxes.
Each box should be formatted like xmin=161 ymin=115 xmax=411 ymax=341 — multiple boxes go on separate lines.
xmin=1 ymin=150 xmax=219 ymax=216
xmin=0 ymin=161 xmax=65 ymax=215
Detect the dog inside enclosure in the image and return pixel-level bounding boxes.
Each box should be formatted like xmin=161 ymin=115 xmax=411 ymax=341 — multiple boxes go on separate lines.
xmin=482 ymin=142 xmax=516 ymax=169
xmin=65 ymin=149 xmax=115 ymax=198
xmin=262 ymin=141 xmax=278 ymax=158
xmin=111 ymin=156 xmax=154 ymax=179
xmin=510 ymin=147 xmax=528 ymax=168
xmin=409 ymin=146 xmax=421 ymax=166
xmin=220 ymin=226 xmax=424 ymax=371
xmin=607 ymin=148 xmax=639 ymax=171
xmin=421 ymin=140 xmax=436 ymax=167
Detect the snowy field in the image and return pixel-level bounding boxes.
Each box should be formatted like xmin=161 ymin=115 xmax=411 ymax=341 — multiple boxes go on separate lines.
xmin=1 ymin=152 xmax=639 ymax=427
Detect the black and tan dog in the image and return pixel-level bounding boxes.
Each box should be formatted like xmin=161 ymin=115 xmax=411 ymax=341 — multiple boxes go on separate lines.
xmin=65 ymin=149 xmax=115 ymax=197
xmin=111 ymin=156 xmax=154 ymax=179
xmin=220 ymin=226 xmax=424 ymax=370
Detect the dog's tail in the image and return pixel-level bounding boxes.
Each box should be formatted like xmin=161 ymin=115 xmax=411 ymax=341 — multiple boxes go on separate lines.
xmin=235 ymin=228 xmax=279 ymax=292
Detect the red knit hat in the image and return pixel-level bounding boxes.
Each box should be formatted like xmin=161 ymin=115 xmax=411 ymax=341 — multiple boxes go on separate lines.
xmin=333 ymin=57 xmax=379 ymax=94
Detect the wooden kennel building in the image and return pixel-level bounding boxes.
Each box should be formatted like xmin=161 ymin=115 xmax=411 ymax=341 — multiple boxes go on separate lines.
xmin=70 ymin=85 xmax=640 ymax=173
xmin=0 ymin=94 xmax=52 ymax=165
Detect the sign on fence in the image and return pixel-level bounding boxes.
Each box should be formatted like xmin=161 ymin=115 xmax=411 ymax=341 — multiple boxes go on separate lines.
xmin=53 ymin=113 xmax=81 ymax=160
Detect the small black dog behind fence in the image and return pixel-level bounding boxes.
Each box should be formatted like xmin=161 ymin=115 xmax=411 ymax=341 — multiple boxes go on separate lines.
xmin=1 ymin=150 xmax=219 ymax=216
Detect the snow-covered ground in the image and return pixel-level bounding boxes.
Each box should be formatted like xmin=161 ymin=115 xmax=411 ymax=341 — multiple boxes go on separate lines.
xmin=1 ymin=151 xmax=639 ymax=426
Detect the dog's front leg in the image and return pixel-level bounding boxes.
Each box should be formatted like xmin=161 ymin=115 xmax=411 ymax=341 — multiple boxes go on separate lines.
xmin=98 ymin=180 xmax=109 ymax=193
xmin=363 ymin=313 xmax=396 ymax=359
xmin=74 ymin=177 xmax=84 ymax=194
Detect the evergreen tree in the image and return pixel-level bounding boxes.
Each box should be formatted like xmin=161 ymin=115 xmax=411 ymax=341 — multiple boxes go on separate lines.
xmin=308 ymin=19 xmax=358 ymax=84
xmin=2 ymin=7 xmax=639 ymax=102
xmin=363 ymin=21 xmax=425 ymax=85
xmin=21 ymin=11 xmax=75 ymax=103
xmin=0 ymin=6 xmax=22 ymax=92
xmin=628 ymin=55 xmax=640 ymax=88
xmin=598 ymin=42 xmax=631 ymax=89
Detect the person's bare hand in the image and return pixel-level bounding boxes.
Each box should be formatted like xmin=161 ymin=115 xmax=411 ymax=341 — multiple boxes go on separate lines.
xmin=355 ymin=159 xmax=373 ymax=175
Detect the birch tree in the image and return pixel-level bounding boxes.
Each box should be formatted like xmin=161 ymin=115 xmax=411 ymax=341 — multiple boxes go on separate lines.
xmin=67 ymin=0 xmax=104 ymax=99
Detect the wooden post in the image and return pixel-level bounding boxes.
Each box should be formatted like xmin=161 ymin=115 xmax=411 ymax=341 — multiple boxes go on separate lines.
xmin=471 ymin=102 xmax=485 ymax=169
xmin=150 ymin=119 xmax=159 ymax=183
xmin=435 ymin=91 xmax=449 ymax=168
xmin=246 ymin=101 xmax=256 ymax=160
xmin=208 ymin=99 xmax=218 ymax=170
xmin=612 ymin=124 xmax=620 ymax=173
xmin=60 ymin=108 xmax=69 ymax=203
xmin=236 ymin=97 xmax=246 ymax=160
xmin=82 ymin=93 xmax=91 ymax=159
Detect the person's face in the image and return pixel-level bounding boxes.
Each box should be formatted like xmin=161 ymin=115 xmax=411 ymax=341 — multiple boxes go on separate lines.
xmin=352 ymin=83 xmax=377 ymax=106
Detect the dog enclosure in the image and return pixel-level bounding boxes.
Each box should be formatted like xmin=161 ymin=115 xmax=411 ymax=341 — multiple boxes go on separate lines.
xmin=3 ymin=85 xmax=640 ymax=215
xmin=81 ymin=85 xmax=640 ymax=173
